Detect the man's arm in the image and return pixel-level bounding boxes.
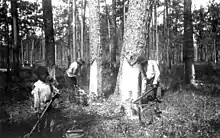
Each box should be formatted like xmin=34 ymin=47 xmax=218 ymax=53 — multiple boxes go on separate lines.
xmin=68 ymin=62 xmax=78 ymax=77
xmin=140 ymin=65 xmax=147 ymax=79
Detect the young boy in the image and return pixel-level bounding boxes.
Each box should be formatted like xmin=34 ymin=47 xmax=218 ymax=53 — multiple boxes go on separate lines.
xmin=31 ymin=66 xmax=59 ymax=132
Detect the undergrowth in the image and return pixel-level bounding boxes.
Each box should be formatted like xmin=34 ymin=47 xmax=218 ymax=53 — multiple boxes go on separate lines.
xmin=1 ymin=64 xmax=220 ymax=137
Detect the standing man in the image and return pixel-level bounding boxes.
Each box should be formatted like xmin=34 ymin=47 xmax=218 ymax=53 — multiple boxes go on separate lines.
xmin=64 ymin=58 xmax=85 ymax=88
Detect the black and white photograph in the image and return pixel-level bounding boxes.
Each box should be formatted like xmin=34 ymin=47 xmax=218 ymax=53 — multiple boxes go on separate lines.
xmin=0 ymin=0 xmax=220 ymax=137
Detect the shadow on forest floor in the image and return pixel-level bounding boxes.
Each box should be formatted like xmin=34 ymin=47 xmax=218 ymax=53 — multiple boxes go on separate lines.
xmin=1 ymin=84 xmax=220 ymax=138
xmin=1 ymin=63 xmax=220 ymax=137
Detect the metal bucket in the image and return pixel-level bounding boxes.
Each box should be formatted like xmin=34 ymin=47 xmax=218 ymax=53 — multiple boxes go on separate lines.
xmin=65 ymin=129 xmax=84 ymax=138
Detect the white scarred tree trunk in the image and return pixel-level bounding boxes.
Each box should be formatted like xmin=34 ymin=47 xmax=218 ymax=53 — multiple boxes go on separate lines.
xmin=88 ymin=0 xmax=103 ymax=98
xmin=115 ymin=0 xmax=151 ymax=118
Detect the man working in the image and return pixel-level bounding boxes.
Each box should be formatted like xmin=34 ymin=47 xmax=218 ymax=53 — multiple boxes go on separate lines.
xmin=138 ymin=57 xmax=161 ymax=124
xmin=64 ymin=58 xmax=85 ymax=88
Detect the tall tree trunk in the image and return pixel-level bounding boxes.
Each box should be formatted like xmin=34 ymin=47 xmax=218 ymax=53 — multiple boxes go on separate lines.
xmin=114 ymin=0 xmax=151 ymax=117
xmin=146 ymin=1 xmax=153 ymax=59
xmin=11 ymin=0 xmax=20 ymax=75
xmin=151 ymin=6 xmax=154 ymax=60
xmin=183 ymin=0 xmax=194 ymax=84
xmin=110 ymin=0 xmax=117 ymax=64
xmin=88 ymin=0 xmax=103 ymax=98
xmin=154 ymin=0 xmax=158 ymax=62
xmin=104 ymin=0 xmax=111 ymax=61
xmin=174 ymin=1 xmax=178 ymax=64
xmin=67 ymin=0 xmax=71 ymax=65
xmin=5 ymin=2 xmax=10 ymax=81
xmin=80 ymin=0 xmax=86 ymax=59
xmin=72 ymin=0 xmax=77 ymax=61
xmin=122 ymin=0 xmax=126 ymax=40
xmin=163 ymin=1 xmax=166 ymax=63
xmin=42 ymin=0 xmax=56 ymax=82
xmin=165 ymin=0 xmax=171 ymax=68
xmin=212 ymin=19 xmax=217 ymax=63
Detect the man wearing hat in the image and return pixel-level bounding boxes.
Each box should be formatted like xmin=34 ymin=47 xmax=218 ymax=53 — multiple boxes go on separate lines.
xmin=137 ymin=56 xmax=162 ymax=124
xmin=64 ymin=58 xmax=85 ymax=88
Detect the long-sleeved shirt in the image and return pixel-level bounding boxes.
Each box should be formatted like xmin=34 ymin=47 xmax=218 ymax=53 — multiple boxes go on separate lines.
xmin=66 ymin=62 xmax=80 ymax=77
xmin=142 ymin=60 xmax=160 ymax=85
xmin=31 ymin=80 xmax=59 ymax=112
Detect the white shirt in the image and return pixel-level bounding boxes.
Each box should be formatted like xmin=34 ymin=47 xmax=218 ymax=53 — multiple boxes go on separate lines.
xmin=66 ymin=62 xmax=79 ymax=77
xmin=31 ymin=80 xmax=59 ymax=111
xmin=145 ymin=60 xmax=160 ymax=84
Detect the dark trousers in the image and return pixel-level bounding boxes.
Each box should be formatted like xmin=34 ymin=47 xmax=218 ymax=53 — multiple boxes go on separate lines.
xmin=64 ymin=73 xmax=77 ymax=88
xmin=141 ymin=77 xmax=160 ymax=124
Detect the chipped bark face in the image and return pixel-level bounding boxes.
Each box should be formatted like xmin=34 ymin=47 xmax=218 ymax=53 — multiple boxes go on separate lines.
xmin=89 ymin=60 xmax=98 ymax=97
xmin=115 ymin=0 xmax=150 ymax=117
xmin=119 ymin=59 xmax=140 ymax=103
xmin=118 ymin=57 xmax=142 ymax=117
xmin=88 ymin=0 xmax=103 ymax=97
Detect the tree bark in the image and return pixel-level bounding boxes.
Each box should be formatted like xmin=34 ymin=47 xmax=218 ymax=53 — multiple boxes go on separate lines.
xmin=183 ymin=0 xmax=194 ymax=84
xmin=88 ymin=0 xmax=103 ymax=98
xmin=212 ymin=19 xmax=217 ymax=63
xmin=114 ymin=0 xmax=150 ymax=117
xmin=80 ymin=0 xmax=86 ymax=59
xmin=110 ymin=0 xmax=117 ymax=64
xmin=5 ymin=5 xmax=11 ymax=81
xmin=72 ymin=0 xmax=77 ymax=61
xmin=122 ymin=0 xmax=125 ymax=39
xmin=154 ymin=0 xmax=158 ymax=62
xmin=67 ymin=0 xmax=71 ymax=65
xmin=165 ymin=0 xmax=171 ymax=68
xmin=42 ymin=0 xmax=57 ymax=82
xmin=11 ymin=0 xmax=20 ymax=75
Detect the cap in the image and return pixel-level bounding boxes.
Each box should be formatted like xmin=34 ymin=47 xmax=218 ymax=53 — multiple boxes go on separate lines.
xmin=77 ymin=58 xmax=85 ymax=65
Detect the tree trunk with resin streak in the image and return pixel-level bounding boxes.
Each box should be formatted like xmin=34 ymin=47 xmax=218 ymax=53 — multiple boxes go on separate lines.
xmin=42 ymin=0 xmax=57 ymax=83
xmin=88 ymin=0 xmax=103 ymax=98
xmin=115 ymin=0 xmax=150 ymax=117
xmin=183 ymin=0 xmax=194 ymax=84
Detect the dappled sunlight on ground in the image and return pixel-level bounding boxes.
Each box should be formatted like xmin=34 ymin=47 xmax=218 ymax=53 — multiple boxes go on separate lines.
xmin=1 ymin=84 xmax=220 ymax=137
xmin=1 ymin=63 xmax=220 ymax=137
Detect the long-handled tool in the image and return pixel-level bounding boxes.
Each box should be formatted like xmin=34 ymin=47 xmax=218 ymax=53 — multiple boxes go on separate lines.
xmin=23 ymin=93 xmax=58 ymax=138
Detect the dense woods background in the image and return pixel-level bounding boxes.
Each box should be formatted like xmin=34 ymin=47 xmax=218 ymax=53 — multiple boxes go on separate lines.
xmin=0 ymin=0 xmax=219 ymax=71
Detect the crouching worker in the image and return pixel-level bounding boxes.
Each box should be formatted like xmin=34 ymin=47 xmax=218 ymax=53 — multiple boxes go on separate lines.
xmin=31 ymin=66 xmax=60 ymax=133
xmin=139 ymin=58 xmax=162 ymax=125
xmin=64 ymin=58 xmax=85 ymax=88
xmin=64 ymin=58 xmax=85 ymax=103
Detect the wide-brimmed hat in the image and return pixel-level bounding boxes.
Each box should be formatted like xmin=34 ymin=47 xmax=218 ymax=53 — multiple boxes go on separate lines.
xmin=77 ymin=58 xmax=85 ymax=65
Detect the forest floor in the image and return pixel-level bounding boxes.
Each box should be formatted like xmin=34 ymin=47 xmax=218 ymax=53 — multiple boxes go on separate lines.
xmin=0 ymin=63 xmax=220 ymax=138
